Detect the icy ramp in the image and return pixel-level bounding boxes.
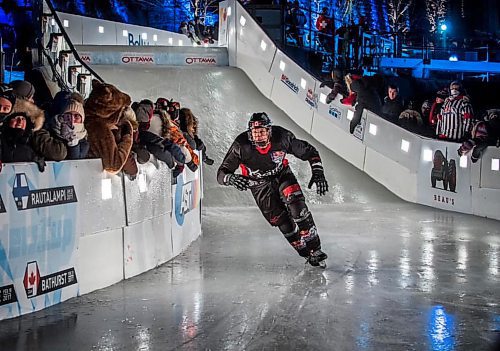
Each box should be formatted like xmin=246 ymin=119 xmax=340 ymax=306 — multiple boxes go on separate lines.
xmin=94 ymin=65 xmax=400 ymax=207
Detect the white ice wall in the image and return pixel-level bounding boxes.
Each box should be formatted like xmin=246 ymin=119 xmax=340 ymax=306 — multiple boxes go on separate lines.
xmin=0 ymin=159 xmax=202 ymax=320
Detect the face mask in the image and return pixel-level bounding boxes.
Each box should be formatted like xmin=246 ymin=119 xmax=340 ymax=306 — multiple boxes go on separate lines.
xmin=450 ymin=89 xmax=460 ymax=97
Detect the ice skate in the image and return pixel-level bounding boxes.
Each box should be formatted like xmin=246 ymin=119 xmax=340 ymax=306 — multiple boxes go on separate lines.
xmin=307 ymin=249 xmax=327 ymax=268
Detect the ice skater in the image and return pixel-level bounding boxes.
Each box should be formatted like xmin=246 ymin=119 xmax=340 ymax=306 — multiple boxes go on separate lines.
xmin=217 ymin=112 xmax=329 ymax=267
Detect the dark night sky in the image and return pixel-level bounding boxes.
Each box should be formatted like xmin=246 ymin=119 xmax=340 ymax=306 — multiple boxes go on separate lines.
xmin=438 ymin=0 xmax=498 ymax=36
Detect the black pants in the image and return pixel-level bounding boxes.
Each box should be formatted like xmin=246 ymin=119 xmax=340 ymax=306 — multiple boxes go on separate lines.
xmin=250 ymin=167 xmax=321 ymax=257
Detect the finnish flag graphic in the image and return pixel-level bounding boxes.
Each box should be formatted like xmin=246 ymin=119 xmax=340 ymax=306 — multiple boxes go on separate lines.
xmin=12 ymin=173 xmax=30 ymax=210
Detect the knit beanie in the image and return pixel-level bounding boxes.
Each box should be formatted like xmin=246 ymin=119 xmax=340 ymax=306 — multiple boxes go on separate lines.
xmin=64 ymin=99 xmax=85 ymax=120
xmin=10 ymin=80 xmax=35 ymax=100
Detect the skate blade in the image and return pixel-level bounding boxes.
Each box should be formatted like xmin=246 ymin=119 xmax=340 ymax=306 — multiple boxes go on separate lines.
xmin=318 ymin=260 xmax=327 ymax=268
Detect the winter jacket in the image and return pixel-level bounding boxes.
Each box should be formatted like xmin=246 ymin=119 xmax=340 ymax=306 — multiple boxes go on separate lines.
xmin=0 ymin=113 xmax=66 ymax=170
xmin=350 ymin=78 xmax=382 ymax=114
xmin=458 ymin=110 xmax=500 ymax=162
xmin=139 ymin=129 xmax=185 ymax=168
xmin=382 ymin=96 xmax=405 ymax=124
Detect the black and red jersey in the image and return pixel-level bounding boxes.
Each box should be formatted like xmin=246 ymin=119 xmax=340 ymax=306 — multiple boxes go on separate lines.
xmin=217 ymin=126 xmax=321 ymax=184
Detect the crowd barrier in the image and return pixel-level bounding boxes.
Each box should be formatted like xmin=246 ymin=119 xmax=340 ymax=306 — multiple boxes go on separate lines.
xmin=0 ymin=158 xmax=203 ymax=320
xmin=219 ymin=0 xmax=500 ymax=220
xmin=73 ymin=45 xmax=229 ymax=67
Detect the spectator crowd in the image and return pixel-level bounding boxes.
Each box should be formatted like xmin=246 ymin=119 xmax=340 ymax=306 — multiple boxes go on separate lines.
xmin=0 ymin=79 xmax=213 ymax=177
xmin=0 ymin=71 xmax=498 ymax=177
xmin=321 ymin=69 xmax=500 ymax=163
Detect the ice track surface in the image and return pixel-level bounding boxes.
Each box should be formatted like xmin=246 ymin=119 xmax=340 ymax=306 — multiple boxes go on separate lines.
xmin=1 ymin=66 xmax=499 ymax=351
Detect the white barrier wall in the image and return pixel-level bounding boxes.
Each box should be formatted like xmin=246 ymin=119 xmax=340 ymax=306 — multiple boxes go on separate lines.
xmin=223 ymin=0 xmax=500 ymax=221
xmin=55 ymin=12 xmax=216 ymax=48
xmin=74 ymin=45 xmax=229 ymax=67
xmin=0 ymin=159 xmax=202 ymax=320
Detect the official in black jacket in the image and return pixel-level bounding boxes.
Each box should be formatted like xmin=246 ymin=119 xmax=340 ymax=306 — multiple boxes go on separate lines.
xmin=217 ymin=112 xmax=329 ymax=267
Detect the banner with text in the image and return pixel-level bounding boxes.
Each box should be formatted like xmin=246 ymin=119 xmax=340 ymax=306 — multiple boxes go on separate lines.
xmin=72 ymin=48 xmax=229 ymax=67
xmin=0 ymin=162 xmax=80 ymax=320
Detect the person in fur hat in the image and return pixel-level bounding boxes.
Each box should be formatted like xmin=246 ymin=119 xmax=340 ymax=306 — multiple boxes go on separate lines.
xmin=84 ymin=80 xmax=136 ymax=176
xmin=0 ymin=111 xmax=67 ymax=173
xmin=47 ymin=91 xmax=89 ymax=159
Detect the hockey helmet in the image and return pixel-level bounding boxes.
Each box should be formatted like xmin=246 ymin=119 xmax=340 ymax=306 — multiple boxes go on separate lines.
xmin=248 ymin=112 xmax=272 ymax=147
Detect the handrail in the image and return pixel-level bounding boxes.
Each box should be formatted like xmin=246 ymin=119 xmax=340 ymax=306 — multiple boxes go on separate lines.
xmin=44 ymin=0 xmax=104 ymax=83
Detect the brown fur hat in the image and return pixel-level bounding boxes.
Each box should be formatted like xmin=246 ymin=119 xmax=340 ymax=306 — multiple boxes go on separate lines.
xmin=84 ymin=80 xmax=131 ymax=123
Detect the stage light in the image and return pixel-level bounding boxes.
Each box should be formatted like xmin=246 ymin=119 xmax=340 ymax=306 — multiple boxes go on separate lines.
xmin=401 ymin=139 xmax=410 ymax=152
xmin=449 ymin=55 xmax=458 ymax=61
xmin=319 ymin=93 xmax=327 ymax=104
xmin=279 ymin=60 xmax=286 ymax=71
xmin=423 ymin=149 xmax=433 ymax=162
xmin=300 ymin=78 xmax=306 ymax=89
xmin=440 ymin=24 xmax=447 ymax=31
xmin=260 ymin=40 xmax=267 ymax=51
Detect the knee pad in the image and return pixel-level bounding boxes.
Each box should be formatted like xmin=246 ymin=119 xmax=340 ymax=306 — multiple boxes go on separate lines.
xmin=281 ymin=184 xmax=304 ymax=204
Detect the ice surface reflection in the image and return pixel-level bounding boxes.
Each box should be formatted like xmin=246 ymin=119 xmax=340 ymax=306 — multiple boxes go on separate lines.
xmin=488 ymin=244 xmax=499 ymax=277
xmin=427 ymin=306 xmax=455 ymax=351
xmin=419 ymin=229 xmax=435 ymax=293
xmin=367 ymin=250 xmax=378 ymax=286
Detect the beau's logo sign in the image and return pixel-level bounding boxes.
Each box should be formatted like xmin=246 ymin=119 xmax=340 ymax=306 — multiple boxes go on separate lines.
xmin=121 ymin=56 xmax=154 ymax=64
xmin=185 ymin=57 xmax=217 ymax=65
xmin=12 ymin=173 xmax=78 ymax=211
xmin=23 ymin=261 xmax=77 ymax=298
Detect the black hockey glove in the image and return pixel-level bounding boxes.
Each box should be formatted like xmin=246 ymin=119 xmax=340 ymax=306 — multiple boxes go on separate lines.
xmin=308 ymin=162 xmax=328 ymax=196
xmin=224 ymin=174 xmax=250 ymax=191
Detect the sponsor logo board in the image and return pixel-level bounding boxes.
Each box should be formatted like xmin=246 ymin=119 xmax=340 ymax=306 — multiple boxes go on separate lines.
xmin=23 ymin=261 xmax=77 ymax=298
xmin=305 ymin=88 xmax=318 ymax=109
xmin=0 ymin=285 xmax=17 ymax=306
xmin=0 ymin=194 xmax=5 ymax=213
xmin=174 ymin=174 xmax=200 ymax=226
xmin=328 ymin=106 xmax=341 ymax=120
xmin=185 ymin=57 xmax=217 ymax=65
xmin=121 ymin=54 xmax=155 ymax=64
xmin=128 ymin=33 xmax=150 ymax=46
xmin=280 ymin=74 xmax=299 ymax=94
xmin=12 ymin=173 xmax=77 ymax=211
xmin=79 ymin=53 xmax=91 ymax=64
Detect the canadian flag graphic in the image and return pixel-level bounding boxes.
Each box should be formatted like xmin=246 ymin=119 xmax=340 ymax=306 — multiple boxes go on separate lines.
xmin=23 ymin=261 xmax=40 ymax=298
